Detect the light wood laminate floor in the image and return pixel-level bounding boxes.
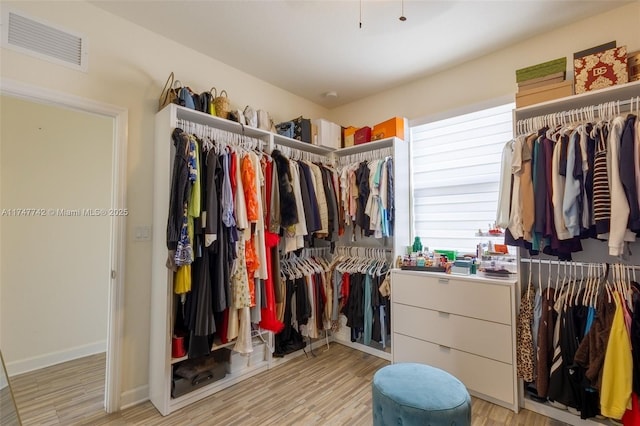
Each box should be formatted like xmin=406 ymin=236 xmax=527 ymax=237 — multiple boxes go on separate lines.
xmin=10 ymin=344 xmax=569 ymax=425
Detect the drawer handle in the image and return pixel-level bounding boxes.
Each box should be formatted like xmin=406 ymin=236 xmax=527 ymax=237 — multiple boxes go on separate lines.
xmin=439 ymin=344 xmax=451 ymax=351
xmin=438 ymin=311 xmax=450 ymax=317
xmin=438 ymin=278 xmax=449 ymax=284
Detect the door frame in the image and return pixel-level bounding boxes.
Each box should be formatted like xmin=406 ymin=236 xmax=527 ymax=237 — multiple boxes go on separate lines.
xmin=0 ymin=78 xmax=128 ymax=413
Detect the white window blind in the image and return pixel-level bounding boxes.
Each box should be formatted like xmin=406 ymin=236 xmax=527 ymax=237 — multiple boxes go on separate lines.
xmin=411 ymin=102 xmax=515 ymax=253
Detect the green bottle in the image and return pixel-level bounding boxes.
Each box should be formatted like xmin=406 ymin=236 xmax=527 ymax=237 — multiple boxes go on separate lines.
xmin=412 ymin=236 xmax=422 ymax=253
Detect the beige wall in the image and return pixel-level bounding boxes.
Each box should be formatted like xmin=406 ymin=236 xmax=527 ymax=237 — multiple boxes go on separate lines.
xmin=328 ymin=2 xmax=640 ymax=127
xmin=0 ymin=0 xmax=328 ymax=402
xmin=0 ymin=95 xmax=112 ymax=374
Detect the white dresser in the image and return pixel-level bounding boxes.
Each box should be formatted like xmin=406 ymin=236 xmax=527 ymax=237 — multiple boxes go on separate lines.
xmin=391 ymin=270 xmax=518 ymax=412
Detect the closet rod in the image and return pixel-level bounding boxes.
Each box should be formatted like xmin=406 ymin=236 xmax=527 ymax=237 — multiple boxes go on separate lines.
xmin=300 ymin=247 xmax=331 ymax=256
xmin=176 ymin=118 xmax=266 ymax=150
xmin=335 ymin=245 xmax=392 ymax=252
xmin=337 ymin=146 xmax=393 ymax=166
xmin=272 ymin=143 xmax=330 ymax=164
xmin=520 ymin=257 xmax=640 ymax=270
xmin=335 ymin=245 xmax=393 ymax=260
xmin=516 ymin=95 xmax=639 ymax=136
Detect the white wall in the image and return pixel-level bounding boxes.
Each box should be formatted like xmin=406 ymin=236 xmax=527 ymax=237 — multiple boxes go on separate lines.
xmin=328 ymin=2 xmax=640 ymax=127
xmin=0 ymin=0 xmax=328 ymax=402
xmin=0 ymin=95 xmax=112 ymax=375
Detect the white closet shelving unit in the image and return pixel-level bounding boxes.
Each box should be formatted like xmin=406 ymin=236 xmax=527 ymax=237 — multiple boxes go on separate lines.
xmin=514 ymin=80 xmax=640 ymax=426
xmin=330 ymin=136 xmax=410 ymax=361
xmin=150 ymin=105 xmax=275 ymax=416
xmin=151 ymin=104 xmax=410 ymax=413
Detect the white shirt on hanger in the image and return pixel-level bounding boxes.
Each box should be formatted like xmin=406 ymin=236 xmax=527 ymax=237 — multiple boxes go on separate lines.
xmin=497 ymin=140 xmax=514 ymax=229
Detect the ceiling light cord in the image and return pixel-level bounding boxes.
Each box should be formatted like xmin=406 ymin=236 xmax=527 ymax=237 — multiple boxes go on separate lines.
xmin=359 ymin=0 xmax=362 ymax=28
xmin=399 ymin=0 xmax=407 ymax=21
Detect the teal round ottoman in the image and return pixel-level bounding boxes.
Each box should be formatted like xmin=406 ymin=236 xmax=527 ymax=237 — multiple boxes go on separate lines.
xmin=372 ymin=363 xmax=471 ymax=426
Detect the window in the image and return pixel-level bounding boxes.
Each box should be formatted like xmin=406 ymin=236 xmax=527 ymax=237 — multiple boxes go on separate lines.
xmin=410 ymin=102 xmax=515 ymax=253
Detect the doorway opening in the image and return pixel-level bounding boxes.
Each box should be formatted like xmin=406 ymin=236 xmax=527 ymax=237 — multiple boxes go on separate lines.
xmin=0 ymin=79 xmax=127 ymax=414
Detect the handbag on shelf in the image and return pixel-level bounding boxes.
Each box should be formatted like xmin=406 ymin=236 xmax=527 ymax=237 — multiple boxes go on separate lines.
xmin=243 ymin=105 xmax=258 ymax=128
xmin=158 ymin=72 xmax=179 ymax=111
xmin=177 ymin=86 xmax=196 ymax=110
xmin=197 ymin=89 xmax=215 ymax=115
xmin=257 ymin=110 xmax=275 ymax=132
xmin=275 ymin=121 xmax=295 ymax=139
xmin=228 ymin=109 xmax=241 ymax=123
xmin=292 ymin=116 xmax=312 ymax=143
xmin=214 ymin=89 xmax=230 ymax=119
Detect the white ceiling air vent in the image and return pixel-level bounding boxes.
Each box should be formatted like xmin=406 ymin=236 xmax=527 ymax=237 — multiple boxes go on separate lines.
xmin=2 ymin=9 xmax=87 ymax=71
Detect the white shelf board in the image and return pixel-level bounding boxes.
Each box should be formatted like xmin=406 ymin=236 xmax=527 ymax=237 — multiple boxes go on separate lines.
xmin=523 ymin=397 xmax=614 ymax=425
xmin=170 ymin=104 xmax=272 ymax=139
xmin=334 ymin=138 xmax=398 ymax=156
xmin=167 ymin=361 xmax=269 ymax=412
xmin=272 ymin=133 xmax=335 ymax=155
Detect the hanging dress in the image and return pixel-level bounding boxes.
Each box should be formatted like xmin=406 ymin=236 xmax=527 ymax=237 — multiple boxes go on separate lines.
xmin=517 ymin=284 xmax=536 ymax=382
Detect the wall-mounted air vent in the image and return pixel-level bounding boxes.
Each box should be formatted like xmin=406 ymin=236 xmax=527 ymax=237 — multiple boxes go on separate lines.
xmin=2 ymin=9 xmax=88 ymax=72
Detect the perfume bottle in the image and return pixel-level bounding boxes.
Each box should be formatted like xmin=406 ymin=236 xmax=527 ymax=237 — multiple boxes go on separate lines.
xmin=412 ymin=236 xmax=422 ymax=253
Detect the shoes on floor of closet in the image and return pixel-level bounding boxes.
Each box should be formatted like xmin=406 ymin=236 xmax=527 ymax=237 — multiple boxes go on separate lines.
xmin=547 ymin=400 xmax=568 ymax=410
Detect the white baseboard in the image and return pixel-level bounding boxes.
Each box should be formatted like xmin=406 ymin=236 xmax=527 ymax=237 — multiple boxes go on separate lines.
xmin=120 ymin=384 xmax=149 ymax=410
xmin=6 ymin=340 xmax=106 ymax=376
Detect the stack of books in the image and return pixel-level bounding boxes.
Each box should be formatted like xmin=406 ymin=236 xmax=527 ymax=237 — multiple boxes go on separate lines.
xmin=515 ymin=57 xmax=572 ymax=108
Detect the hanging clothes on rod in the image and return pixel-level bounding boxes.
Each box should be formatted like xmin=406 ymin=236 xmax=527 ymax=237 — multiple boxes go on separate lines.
xmin=331 ymin=246 xmax=391 ymax=349
xmin=517 ymin=257 xmax=640 ymax=422
xmin=166 ymin=120 xmax=286 ymax=361
xmin=337 ymin=147 xmax=395 ymax=241
xmin=273 ymin=248 xmax=333 ymax=357
xmin=270 ymin=146 xmax=341 ymax=252
xmin=498 ymin=97 xmax=640 ymax=260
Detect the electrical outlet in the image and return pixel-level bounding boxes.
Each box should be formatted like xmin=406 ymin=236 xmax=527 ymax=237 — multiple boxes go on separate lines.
xmin=134 ymin=225 xmax=152 ymax=241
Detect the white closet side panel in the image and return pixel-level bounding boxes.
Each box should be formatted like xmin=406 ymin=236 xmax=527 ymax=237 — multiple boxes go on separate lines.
xmin=149 ymin=104 xmax=176 ymax=416
xmin=330 ymin=136 xmax=410 ymax=361
xmin=149 ymin=105 xmax=276 ymax=416
xmin=392 ymin=136 xmax=411 ymax=260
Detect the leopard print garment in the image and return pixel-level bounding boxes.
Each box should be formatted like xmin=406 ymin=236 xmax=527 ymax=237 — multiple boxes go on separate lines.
xmin=517 ymin=285 xmax=536 ymax=382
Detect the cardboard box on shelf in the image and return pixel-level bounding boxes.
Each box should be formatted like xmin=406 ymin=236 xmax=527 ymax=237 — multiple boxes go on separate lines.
xmin=343 ymin=126 xmax=357 ymax=148
xmin=312 ymin=118 xmax=341 ymax=149
xmin=629 ymin=50 xmax=640 ymax=82
xmin=516 ymin=80 xmax=573 ymax=108
xmin=517 ymin=72 xmax=565 ymax=91
xmin=354 ymin=126 xmax=372 ymax=145
xmin=573 ymin=41 xmax=617 ymax=60
xmin=516 ymin=57 xmax=567 ymax=84
xmin=574 ymin=45 xmax=628 ymax=94
xmin=372 ymin=117 xmax=405 ymax=141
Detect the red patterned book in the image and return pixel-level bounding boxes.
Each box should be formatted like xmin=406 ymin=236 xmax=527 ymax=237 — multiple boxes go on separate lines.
xmin=574 ymin=46 xmax=628 ymax=94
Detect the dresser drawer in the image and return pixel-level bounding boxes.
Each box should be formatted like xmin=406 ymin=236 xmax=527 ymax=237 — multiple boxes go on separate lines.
xmin=393 ymin=333 xmax=514 ymax=405
xmin=393 ymin=304 xmax=512 ymax=364
xmin=392 ymin=272 xmax=512 ymax=324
